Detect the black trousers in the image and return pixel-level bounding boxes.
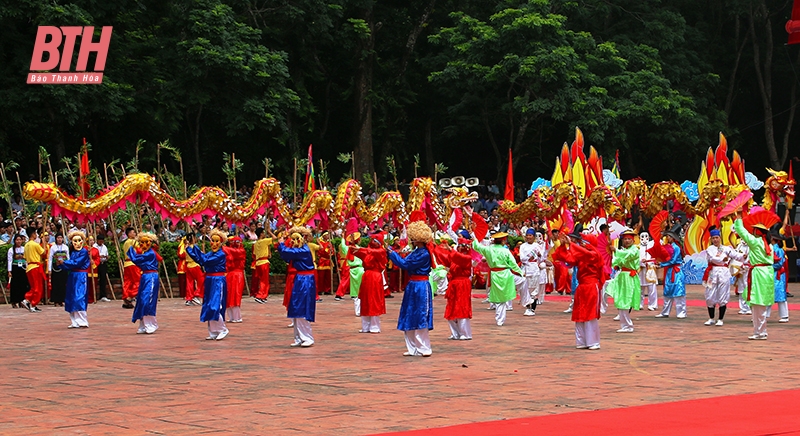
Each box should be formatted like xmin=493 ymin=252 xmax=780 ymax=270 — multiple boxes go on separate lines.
xmin=96 ymin=262 xmax=108 ymax=299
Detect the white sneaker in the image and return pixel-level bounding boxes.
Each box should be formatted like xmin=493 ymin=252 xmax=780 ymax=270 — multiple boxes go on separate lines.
xmin=677 ymin=314 xmax=687 ymax=319
xmin=616 ymin=328 xmax=634 ymax=333
xmin=137 ymin=328 xmax=147 ymax=334
xmin=655 ymin=314 xmax=669 ymax=318
xmin=523 ymin=309 xmax=535 ymax=316
xmin=290 ymin=341 xmax=302 ymax=347
xmin=459 ymin=336 xmax=471 ymax=340
xmin=563 ymin=308 xmax=573 ymax=313
xmin=100 ymin=297 xmax=111 ymax=302
xmin=496 ymin=322 xmax=503 ymax=326
xmin=647 ymin=307 xmax=657 ymax=311
xmin=300 ymin=340 xmax=314 ymax=347
xmin=779 ymin=318 xmax=789 ymax=323
xmin=576 ymin=345 xmax=589 ymax=349
xmin=613 ymin=315 xmax=620 ymax=321
xmin=715 ymin=320 xmax=724 ymax=326
xmin=704 ymin=319 xmax=715 ymax=326
xmin=216 ymin=330 xmax=229 ymax=340
xmin=588 ymin=345 xmax=601 ymax=350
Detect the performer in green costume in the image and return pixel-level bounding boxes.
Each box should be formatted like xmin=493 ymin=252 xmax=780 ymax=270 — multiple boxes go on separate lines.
xmin=471 ymin=232 xmax=525 ymax=327
xmin=732 ymin=214 xmax=775 ymax=340
xmin=607 ymin=229 xmax=641 ymax=333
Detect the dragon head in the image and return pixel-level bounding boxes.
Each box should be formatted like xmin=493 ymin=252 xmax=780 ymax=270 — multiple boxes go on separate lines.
xmin=765 ymin=168 xmax=795 ymax=210
xmin=444 ymin=187 xmax=479 ymax=209
xmin=23 ymin=181 xmax=58 ymax=202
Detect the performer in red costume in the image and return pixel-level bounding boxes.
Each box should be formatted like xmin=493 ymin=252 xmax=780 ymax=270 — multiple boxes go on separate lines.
xmin=352 ymin=233 xmax=388 ymax=333
xmin=224 ymin=236 xmax=246 ymax=323
xmin=316 ymin=231 xmax=333 ymax=296
xmin=552 ymin=224 xmax=603 ymax=350
xmin=441 ymin=234 xmax=474 ymax=340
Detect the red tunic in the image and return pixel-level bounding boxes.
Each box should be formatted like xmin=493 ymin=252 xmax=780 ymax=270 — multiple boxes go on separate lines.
xmin=442 ymin=250 xmax=473 ymax=320
xmin=224 ymin=246 xmax=246 ymax=307
xmin=354 ymin=247 xmax=387 ymax=316
xmin=553 ymin=240 xmax=603 ymax=323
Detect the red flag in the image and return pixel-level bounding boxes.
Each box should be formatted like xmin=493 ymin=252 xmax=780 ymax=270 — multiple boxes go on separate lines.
xmin=79 ymin=138 xmax=90 ymax=198
xmin=787 ymin=0 xmax=800 ymax=44
xmin=304 ymin=144 xmax=316 ymax=193
xmin=504 ymin=148 xmax=514 ymax=202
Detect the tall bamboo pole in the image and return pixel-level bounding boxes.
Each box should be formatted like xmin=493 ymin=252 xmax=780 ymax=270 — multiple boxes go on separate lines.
xmin=0 ymin=163 xmax=17 ymax=233
xmin=293 ymin=157 xmax=298 ymax=212
xmin=104 ymin=163 xmax=123 ymax=300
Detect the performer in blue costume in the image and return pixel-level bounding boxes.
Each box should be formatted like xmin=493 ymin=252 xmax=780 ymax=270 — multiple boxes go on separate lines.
xmin=277 ymin=227 xmax=317 ymax=347
xmin=655 ymin=223 xmax=687 ymax=319
xmin=769 ymin=226 xmax=789 ymax=323
xmin=187 ymin=229 xmax=229 ymax=341
xmin=388 ymin=219 xmax=434 ymax=357
xmin=62 ymin=230 xmax=91 ymax=328
xmin=127 ymin=232 xmax=161 ymax=334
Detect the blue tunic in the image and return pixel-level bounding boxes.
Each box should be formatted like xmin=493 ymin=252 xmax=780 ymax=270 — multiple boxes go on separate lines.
xmin=62 ymin=248 xmax=90 ymax=313
xmin=388 ymin=248 xmax=434 ymax=331
xmin=186 ymin=246 xmax=228 ymax=322
xmin=773 ymin=244 xmax=787 ymax=303
xmin=128 ymin=247 xmax=160 ymax=322
xmin=277 ymin=244 xmax=317 ymax=322
xmin=570 ymin=265 xmax=578 ymax=295
xmin=659 ymin=242 xmax=686 ymax=298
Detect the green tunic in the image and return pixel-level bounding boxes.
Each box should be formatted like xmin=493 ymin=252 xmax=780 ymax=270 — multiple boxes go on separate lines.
xmin=430 ymin=264 xmax=448 ymax=297
xmin=339 ymin=240 xmax=364 ymax=297
xmin=732 ymin=219 xmax=775 ymax=306
xmin=608 ymin=245 xmax=641 ymax=310
xmin=472 ymin=240 xmax=523 ymax=304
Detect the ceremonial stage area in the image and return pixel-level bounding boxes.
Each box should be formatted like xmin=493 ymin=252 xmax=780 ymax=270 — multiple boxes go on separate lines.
xmin=2 ymin=283 xmax=799 ymax=435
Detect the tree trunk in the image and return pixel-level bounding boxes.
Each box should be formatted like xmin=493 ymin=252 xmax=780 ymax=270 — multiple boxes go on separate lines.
xmin=424 ymin=119 xmax=435 ymax=177
xmin=353 ymin=7 xmax=375 ymax=182
xmin=724 ymin=16 xmax=748 ymax=121
xmin=191 ymin=105 xmax=204 ymax=185
xmin=481 ymin=105 xmax=503 ymax=187
xmin=749 ymin=0 xmax=780 ymax=169
xmin=48 ymin=107 xmax=66 ymax=164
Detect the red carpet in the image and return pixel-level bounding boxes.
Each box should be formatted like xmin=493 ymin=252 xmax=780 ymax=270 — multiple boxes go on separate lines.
xmin=380 ymin=389 xmax=800 ymax=435
xmin=470 ymin=293 xmax=800 ymax=310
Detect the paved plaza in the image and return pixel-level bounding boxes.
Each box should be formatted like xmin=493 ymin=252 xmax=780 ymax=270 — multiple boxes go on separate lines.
xmin=1 ymin=283 xmax=799 ymax=435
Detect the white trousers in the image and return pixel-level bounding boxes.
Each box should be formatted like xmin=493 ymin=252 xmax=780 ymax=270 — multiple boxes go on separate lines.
xmin=360 ymin=316 xmax=381 ymax=333
xmin=767 ymin=302 xmax=789 ymax=320
xmin=69 ymin=311 xmax=89 ymax=328
xmin=600 ymin=281 xmax=611 ymax=314
xmin=226 ymin=306 xmax=242 ymax=322
xmin=293 ymin=318 xmax=314 ymax=343
xmin=353 ymin=297 xmax=361 ymax=317
xmin=495 ymin=301 xmax=510 ymax=325
xmin=751 ymin=304 xmax=768 ymax=336
xmin=403 ymin=329 xmax=431 ymax=355
xmin=138 ymin=316 xmax=158 ymax=334
xmin=660 ymin=297 xmax=687 ymax=317
xmin=537 ymin=283 xmax=546 ymax=304
xmin=705 ymin=282 xmax=731 ymax=307
xmin=640 ymin=284 xmax=657 ymax=309
xmin=738 ymin=294 xmax=751 ymax=313
xmin=619 ymin=309 xmax=633 ymax=330
xmin=208 ymin=314 xmax=228 ymax=336
xmin=575 ymin=320 xmax=600 ymax=347
xmin=447 ymin=319 xmax=472 ymax=339
xmin=519 ymin=274 xmax=534 ymax=307
xmin=778 ymin=301 xmax=789 ymax=320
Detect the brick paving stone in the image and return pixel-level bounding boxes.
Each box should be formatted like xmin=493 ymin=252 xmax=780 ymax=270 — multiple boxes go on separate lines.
xmin=1 ymin=283 xmax=799 ymax=435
